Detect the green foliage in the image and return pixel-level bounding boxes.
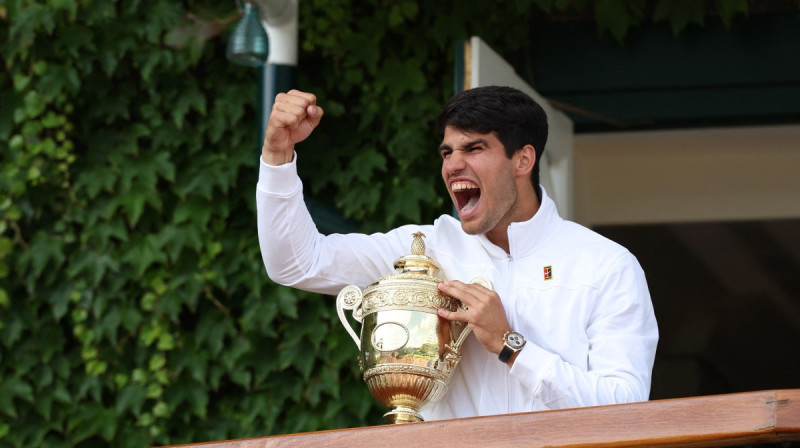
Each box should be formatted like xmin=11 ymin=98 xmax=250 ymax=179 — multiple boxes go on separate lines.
xmin=534 ymin=0 xmax=752 ymax=42
xmin=1 ymin=1 xmax=377 ymax=446
xmin=0 ymin=0 xmax=774 ymax=447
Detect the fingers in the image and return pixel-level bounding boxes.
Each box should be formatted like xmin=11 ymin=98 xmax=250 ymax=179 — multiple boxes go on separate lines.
xmin=437 ymin=307 xmax=468 ymax=322
xmin=306 ymin=102 xmax=324 ymax=129
xmin=274 ymin=89 xmax=317 ymax=111
xmin=272 ymin=93 xmax=314 ymax=127
xmin=271 ymin=90 xmax=324 ymax=125
xmin=438 ymin=280 xmax=491 ymax=307
xmin=286 ymin=89 xmax=317 ymax=105
xmin=437 ymin=280 xmax=491 ymax=322
xmin=290 ymin=90 xmax=324 ymax=126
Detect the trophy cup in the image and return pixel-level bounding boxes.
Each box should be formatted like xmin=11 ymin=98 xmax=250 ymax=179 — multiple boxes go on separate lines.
xmin=336 ymin=232 xmax=491 ymax=423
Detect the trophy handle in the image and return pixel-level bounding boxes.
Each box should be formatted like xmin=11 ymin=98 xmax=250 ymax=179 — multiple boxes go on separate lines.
xmin=449 ymin=276 xmax=493 ymax=355
xmin=336 ymin=285 xmax=364 ymax=350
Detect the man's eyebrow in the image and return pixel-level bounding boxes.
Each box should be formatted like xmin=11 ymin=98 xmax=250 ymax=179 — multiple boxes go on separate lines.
xmin=462 ymin=138 xmax=489 ymax=148
xmin=438 ymin=138 xmax=489 ymax=152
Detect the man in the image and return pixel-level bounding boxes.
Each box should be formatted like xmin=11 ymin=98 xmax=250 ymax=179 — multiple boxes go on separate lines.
xmin=257 ymin=86 xmax=658 ymax=420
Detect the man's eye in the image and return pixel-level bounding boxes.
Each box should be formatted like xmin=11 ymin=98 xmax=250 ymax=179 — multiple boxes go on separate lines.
xmin=440 ymin=150 xmax=451 ymax=158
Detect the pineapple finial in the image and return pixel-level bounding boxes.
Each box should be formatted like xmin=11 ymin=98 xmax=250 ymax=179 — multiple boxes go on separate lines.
xmin=411 ymin=232 xmax=426 ymax=255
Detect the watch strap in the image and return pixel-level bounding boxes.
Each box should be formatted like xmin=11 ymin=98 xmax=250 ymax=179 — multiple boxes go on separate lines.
xmin=498 ymin=345 xmax=515 ymax=363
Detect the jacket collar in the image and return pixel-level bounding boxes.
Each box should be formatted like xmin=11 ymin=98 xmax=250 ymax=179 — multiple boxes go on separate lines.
xmin=476 ymin=186 xmax=563 ymax=259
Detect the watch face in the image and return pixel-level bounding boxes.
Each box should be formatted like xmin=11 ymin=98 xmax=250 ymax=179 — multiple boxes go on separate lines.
xmin=506 ymin=331 xmax=525 ymax=350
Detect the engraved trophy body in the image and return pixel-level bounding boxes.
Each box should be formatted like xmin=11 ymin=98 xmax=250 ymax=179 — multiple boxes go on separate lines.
xmin=336 ymin=232 xmax=491 ymax=423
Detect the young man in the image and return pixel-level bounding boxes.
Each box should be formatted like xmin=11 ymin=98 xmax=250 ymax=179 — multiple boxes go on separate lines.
xmin=257 ymin=86 xmax=658 ymax=420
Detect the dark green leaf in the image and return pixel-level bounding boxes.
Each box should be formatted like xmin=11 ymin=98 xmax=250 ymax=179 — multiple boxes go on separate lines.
xmin=654 ymin=0 xmax=705 ymax=35
xmin=715 ymin=0 xmax=748 ymax=27
xmin=116 ymin=384 xmax=148 ymax=416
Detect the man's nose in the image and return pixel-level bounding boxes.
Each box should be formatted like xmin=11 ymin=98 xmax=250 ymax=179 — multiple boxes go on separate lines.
xmin=443 ymin=152 xmax=466 ymax=176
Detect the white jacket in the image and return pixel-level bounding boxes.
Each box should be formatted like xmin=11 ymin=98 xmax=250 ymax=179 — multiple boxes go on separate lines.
xmin=256 ymin=155 xmax=658 ymax=420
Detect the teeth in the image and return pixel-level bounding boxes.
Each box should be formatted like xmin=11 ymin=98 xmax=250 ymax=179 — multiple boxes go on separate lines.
xmin=451 ymin=182 xmax=477 ymax=192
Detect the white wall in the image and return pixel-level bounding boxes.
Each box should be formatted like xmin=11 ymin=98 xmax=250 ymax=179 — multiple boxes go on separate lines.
xmin=573 ymin=125 xmax=800 ymax=227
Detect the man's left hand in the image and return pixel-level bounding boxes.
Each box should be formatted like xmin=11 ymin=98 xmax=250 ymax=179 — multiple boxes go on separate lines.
xmin=437 ymin=280 xmax=511 ymax=357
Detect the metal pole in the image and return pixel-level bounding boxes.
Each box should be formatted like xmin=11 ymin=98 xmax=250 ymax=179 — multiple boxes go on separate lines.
xmin=256 ymin=0 xmax=298 ymax=147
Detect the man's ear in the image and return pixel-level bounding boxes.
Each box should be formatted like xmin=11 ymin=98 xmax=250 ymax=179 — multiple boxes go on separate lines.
xmin=514 ymin=144 xmax=536 ymax=177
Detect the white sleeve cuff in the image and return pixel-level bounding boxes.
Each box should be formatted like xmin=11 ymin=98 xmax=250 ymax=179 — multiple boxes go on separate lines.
xmin=509 ymin=341 xmax=558 ymax=392
xmin=257 ymin=152 xmax=302 ymax=197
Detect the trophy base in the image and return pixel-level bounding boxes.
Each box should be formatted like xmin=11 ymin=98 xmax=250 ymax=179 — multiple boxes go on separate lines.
xmin=384 ymin=407 xmax=423 ymax=424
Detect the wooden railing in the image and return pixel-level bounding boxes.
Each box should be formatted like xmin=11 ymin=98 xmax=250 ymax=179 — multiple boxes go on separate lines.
xmin=161 ymin=389 xmax=800 ymax=448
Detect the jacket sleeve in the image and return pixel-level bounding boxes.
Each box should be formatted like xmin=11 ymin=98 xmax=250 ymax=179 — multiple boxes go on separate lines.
xmin=256 ymin=155 xmax=412 ymax=296
xmin=510 ymin=251 xmax=659 ymax=408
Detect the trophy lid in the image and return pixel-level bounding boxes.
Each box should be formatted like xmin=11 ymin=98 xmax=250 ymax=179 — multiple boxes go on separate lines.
xmin=392 ymin=232 xmax=441 ymax=277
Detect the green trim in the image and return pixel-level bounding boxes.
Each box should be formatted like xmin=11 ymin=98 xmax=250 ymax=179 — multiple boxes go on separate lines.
xmin=527 ymin=14 xmax=800 ymax=131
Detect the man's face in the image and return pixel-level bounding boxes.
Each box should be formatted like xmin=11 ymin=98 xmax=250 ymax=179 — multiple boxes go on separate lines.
xmin=439 ymin=126 xmax=519 ymax=238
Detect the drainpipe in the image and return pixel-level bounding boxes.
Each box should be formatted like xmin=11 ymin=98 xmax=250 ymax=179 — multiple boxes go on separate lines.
xmin=256 ymin=0 xmax=298 ymax=147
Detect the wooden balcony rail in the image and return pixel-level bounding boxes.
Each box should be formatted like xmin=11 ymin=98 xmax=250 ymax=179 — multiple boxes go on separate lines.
xmin=161 ymin=389 xmax=800 ymax=448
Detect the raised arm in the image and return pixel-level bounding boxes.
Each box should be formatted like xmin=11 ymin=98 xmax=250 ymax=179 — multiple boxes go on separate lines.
xmin=256 ymin=90 xmax=416 ymax=296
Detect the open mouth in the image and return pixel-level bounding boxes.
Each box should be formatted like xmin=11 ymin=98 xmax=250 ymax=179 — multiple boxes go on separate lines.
xmin=451 ymin=181 xmax=481 ymax=215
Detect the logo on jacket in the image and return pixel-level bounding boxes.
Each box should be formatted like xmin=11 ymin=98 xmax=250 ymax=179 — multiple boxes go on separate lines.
xmin=544 ymin=265 xmax=553 ymax=281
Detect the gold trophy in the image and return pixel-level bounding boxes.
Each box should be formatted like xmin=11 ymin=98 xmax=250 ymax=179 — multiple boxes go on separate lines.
xmin=336 ymin=232 xmax=491 ymax=423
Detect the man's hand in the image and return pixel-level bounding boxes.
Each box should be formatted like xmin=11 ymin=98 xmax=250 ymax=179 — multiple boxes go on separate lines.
xmin=262 ymin=89 xmax=324 ymax=166
xmin=437 ymin=280 xmax=513 ymax=363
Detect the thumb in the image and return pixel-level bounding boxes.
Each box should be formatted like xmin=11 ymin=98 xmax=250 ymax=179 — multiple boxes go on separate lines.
xmin=306 ymin=104 xmax=324 ymax=129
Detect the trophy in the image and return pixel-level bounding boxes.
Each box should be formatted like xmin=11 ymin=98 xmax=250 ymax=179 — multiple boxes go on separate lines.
xmin=336 ymin=232 xmax=491 ymax=423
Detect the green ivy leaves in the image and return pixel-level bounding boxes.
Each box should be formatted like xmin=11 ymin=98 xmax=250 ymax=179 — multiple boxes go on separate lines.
xmin=0 ymin=0 xmax=381 ymax=446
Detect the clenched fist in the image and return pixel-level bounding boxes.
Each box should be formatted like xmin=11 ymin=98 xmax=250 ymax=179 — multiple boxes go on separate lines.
xmin=261 ymin=89 xmax=324 ymax=166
